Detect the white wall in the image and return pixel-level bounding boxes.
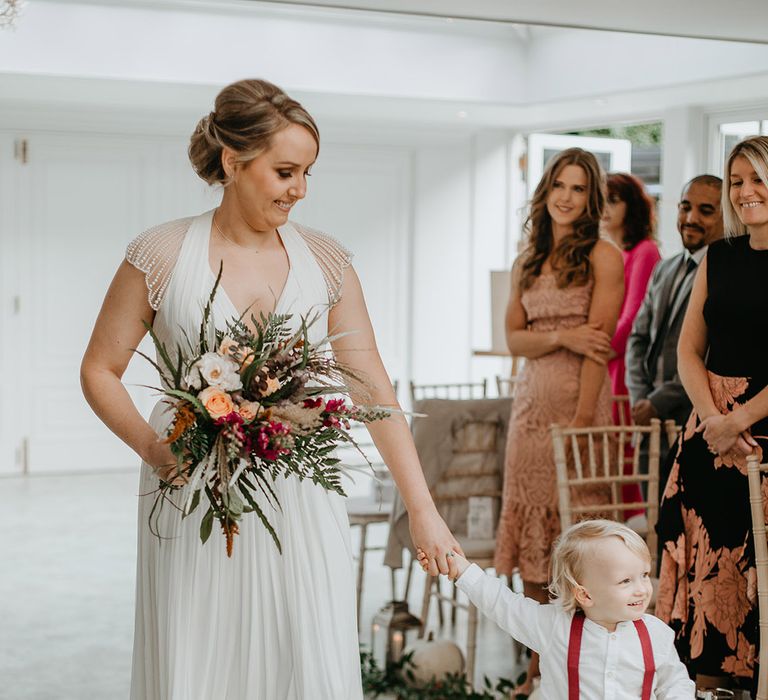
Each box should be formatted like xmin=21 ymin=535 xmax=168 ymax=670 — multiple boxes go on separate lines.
xmin=525 ymin=29 xmax=768 ymax=104
xmin=0 ymin=102 xmax=512 ymax=473
xmin=0 ymin=0 xmax=527 ymax=103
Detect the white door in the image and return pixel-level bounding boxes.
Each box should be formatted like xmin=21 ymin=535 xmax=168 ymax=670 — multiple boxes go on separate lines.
xmin=5 ymin=131 xmax=217 ymax=473
xmin=526 ymin=132 xmax=632 ymax=197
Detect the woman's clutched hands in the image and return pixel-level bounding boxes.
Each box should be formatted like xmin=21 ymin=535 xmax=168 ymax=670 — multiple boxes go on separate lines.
xmin=558 ymin=323 xmax=612 ymax=364
xmin=409 ymin=507 xmax=464 ymax=577
xmin=696 ymin=412 xmax=757 ymax=456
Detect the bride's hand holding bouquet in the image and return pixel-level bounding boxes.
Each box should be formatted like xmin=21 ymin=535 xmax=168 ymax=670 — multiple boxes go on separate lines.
xmin=137 ymin=268 xmax=392 ymax=557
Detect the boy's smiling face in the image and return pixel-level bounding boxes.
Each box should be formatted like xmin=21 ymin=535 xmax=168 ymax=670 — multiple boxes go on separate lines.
xmin=574 ymin=536 xmax=653 ymax=631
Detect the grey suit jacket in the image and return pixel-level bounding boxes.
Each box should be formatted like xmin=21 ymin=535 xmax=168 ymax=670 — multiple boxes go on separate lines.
xmin=625 ymin=251 xmax=694 ymax=427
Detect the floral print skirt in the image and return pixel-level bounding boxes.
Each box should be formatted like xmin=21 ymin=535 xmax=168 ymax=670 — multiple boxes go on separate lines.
xmin=656 ymin=371 xmax=767 ymax=685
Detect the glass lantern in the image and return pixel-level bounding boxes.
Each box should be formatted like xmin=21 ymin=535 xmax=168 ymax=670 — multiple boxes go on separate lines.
xmin=370 ymin=600 xmax=422 ymax=666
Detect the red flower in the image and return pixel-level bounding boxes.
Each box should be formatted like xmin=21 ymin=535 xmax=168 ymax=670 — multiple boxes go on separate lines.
xmin=303 ymin=398 xmax=323 ymax=409
xmin=325 ymin=398 xmax=347 ymax=413
xmin=214 ymin=412 xmax=244 ymax=427
xmin=252 ymin=421 xmax=292 ymax=461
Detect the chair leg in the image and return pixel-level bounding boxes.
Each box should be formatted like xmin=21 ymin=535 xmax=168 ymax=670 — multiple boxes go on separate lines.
xmin=403 ymin=554 xmax=414 ymax=600
xmin=390 ymin=566 xmax=397 ymax=602
xmin=466 ymin=601 xmax=478 ymax=688
xmin=419 ymin=574 xmax=434 ymax=638
xmin=436 ymin=577 xmax=445 ymax=627
xmin=355 ymin=523 xmax=367 ymax=628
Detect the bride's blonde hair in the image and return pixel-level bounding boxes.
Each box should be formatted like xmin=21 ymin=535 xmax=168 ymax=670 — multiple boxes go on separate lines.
xmin=189 ymin=78 xmax=320 ymax=186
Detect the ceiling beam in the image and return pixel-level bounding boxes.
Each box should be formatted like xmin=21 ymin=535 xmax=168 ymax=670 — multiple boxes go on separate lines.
xmin=264 ymin=0 xmax=768 ymax=44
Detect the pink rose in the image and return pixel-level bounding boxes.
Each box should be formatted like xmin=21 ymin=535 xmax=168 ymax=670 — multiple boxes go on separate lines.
xmin=198 ymin=386 xmax=235 ymax=420
xmin=237 ymin=400 xmax=261 ymax=422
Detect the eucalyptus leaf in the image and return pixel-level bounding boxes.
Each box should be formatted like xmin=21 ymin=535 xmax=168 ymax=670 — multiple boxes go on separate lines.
xmin=227 ymin=488 xmax=244 ymax=516
xmin=182 ymin=489 xmax=201 ymax=519
xmin=200 ymin=508 xmax=214 ymax=544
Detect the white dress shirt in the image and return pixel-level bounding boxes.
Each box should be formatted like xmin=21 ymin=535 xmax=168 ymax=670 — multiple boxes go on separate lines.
xmin=456 ymin=564 xmax=695 ymax=699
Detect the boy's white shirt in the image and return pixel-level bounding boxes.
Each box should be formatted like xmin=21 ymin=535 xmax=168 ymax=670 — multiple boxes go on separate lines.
xmin=456 ymin=564 xmax=695 ymax=699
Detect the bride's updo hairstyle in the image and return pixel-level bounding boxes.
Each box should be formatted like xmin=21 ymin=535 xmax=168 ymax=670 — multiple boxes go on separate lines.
xmin=189 ymin=79 xmax=320 ymax=186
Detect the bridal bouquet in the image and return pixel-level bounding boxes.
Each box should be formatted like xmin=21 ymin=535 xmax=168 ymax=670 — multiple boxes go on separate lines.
xmin=137 ymin=270 xmax=390 ymax=557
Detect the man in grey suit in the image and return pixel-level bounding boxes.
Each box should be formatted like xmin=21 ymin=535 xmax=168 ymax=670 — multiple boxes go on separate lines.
xmin=626 ymin=175 xmax=723 ymax=482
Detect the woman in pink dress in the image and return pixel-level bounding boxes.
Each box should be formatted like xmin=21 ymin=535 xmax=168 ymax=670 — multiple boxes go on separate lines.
xmin=602 ymin=173 xmax=660 ymax=417
xmin=601 ymin=173 xmax=659 ymax=511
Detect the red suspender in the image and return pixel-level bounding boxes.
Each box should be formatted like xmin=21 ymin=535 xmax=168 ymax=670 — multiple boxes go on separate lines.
xmin=567 ymin=611 xmax=586 ymax=700
xmin=567 ymin=612 xmax=655 ymax=700
xmin=633 ymin=619 xmax=656 ymax=700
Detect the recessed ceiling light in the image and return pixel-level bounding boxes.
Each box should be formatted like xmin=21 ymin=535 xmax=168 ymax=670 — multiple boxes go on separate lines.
xmin=457 ymin=110 xmax=468 ymax=119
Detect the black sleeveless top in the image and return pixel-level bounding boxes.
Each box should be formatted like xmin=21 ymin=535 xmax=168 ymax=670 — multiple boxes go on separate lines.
xmin=704 ymin=235 xmax=768 ymax=379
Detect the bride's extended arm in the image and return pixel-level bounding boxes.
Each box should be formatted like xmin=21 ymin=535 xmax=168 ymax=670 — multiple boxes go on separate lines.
xmin=329 ymin=266 xmax=462 ymax=576
xmin=80 ymin=261 xmax=175 ymax=474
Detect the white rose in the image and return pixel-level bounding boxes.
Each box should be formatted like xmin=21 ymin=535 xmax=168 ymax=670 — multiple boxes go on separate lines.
xmin=218 ymin=367 xmax=243 ymax=392
xmin=184 ymin=368 xmax=202 ymax=390
xmin=194 ymin=352 xmax=243 ymax=391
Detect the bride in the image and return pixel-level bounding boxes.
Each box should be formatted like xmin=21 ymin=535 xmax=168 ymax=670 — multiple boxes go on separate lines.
xmin=80 ymin=78 xmax=461 ymax=700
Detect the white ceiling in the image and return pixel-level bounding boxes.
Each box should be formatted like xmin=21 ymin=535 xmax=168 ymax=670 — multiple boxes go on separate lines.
xmin=3 ymin=0 xmax=768 ymax=131
xmin=267 ymin=0 xmax=768 ymax=44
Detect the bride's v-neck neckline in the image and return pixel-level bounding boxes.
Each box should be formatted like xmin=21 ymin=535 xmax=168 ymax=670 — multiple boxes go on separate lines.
xmin=206 ymin=218 xmax=294 ymax=321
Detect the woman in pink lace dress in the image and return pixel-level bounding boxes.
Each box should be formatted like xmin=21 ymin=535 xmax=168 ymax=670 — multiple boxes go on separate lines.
xmin=494 ymin=148 xmax=624 ymax=694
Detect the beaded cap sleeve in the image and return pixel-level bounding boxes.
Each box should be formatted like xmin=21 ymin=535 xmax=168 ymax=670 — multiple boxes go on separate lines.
xmin=293 ymin=222 xmax=353 ymax=305
xmin=125 ymin=217 xmax=194 ymax=311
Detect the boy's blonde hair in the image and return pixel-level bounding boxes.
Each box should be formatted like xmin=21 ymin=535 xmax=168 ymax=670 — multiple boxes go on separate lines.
xmin=548 ymin=520 xmax=651 ymax=612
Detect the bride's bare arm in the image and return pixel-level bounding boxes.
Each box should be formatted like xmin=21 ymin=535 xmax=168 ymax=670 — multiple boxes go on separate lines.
xmin=80 ymin=260 xmax=173 ymax=471
xmin=328 ymin=266 xmax=462 ymax=575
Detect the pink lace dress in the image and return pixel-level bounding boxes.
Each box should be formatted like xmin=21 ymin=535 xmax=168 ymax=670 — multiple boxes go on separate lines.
xmin=494 ymin=273 xmax=612 ymax=583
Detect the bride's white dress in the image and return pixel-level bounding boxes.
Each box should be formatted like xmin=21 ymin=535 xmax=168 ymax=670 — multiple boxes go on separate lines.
xmin=126 ymin=210 xmax=363 ymax=700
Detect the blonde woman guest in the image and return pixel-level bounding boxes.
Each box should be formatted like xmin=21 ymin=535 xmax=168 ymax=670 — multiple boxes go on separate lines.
xmin=80 ymin=78 xmax=462 ymax=700
xmin=657 ymin=135 xmax=768 ymax=693
xmin=494 ymin=148 xmax=624 ymax=694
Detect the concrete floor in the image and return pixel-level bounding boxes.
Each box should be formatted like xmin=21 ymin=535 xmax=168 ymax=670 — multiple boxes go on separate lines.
xmin=0 ymin=471 xmax=522 ymax=700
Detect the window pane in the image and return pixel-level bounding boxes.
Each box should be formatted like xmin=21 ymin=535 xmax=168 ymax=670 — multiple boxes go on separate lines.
xmin=720 ymin=121 xmax=760 ymax=136
xmin=720 ymin=121 xmax=762 ymax=171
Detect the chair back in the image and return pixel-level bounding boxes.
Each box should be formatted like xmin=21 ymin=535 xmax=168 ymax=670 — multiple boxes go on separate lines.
xmin=411 ymin=397 xmax=511 ymax=547
xmin=612 ymin=394 xmax=632 ymax=427
xmin=663 ymin=419 xmax=681 ymax=447
xmin=495 ymin=375 xmax=517 ymax=398
xmin=746 ymin=455 xmax=768 ymax=700
xmin=551 ymin=419 xmax=662 ymax=571
xmin=410 ymin=379 xmax=488 ymax=401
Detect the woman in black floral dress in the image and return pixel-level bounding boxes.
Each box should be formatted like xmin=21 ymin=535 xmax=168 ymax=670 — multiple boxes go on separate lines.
xmin=657 ymin=135 xmax=768 ymax=693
